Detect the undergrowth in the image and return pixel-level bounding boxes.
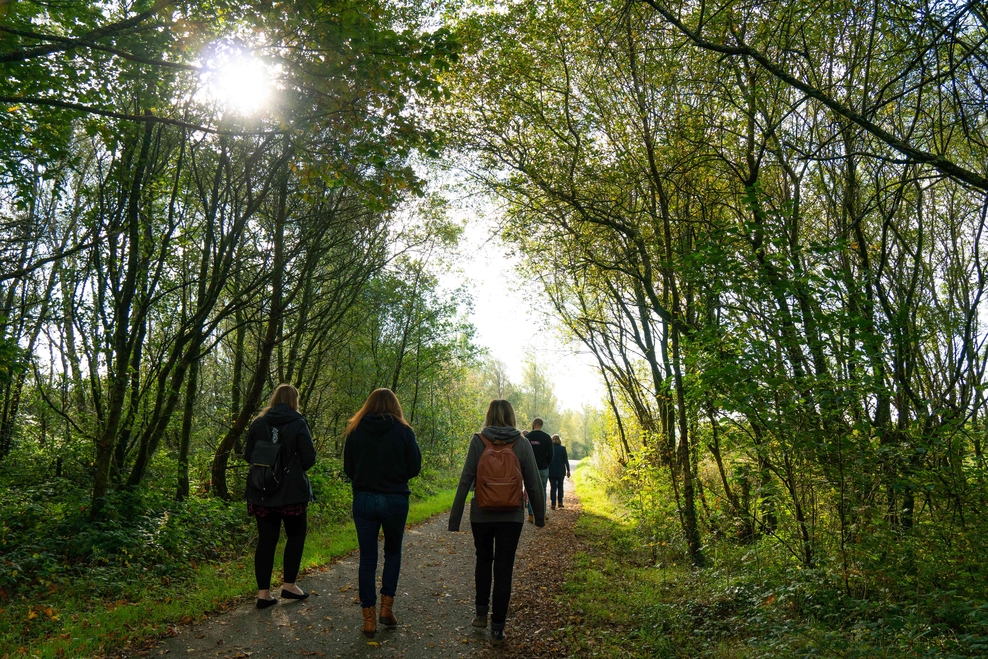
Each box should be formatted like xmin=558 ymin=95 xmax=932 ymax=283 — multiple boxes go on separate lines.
xmin=0 ymin=454 xmax=456 ymax=659
xmin=567 ymin=460 xmax=988 ymax=658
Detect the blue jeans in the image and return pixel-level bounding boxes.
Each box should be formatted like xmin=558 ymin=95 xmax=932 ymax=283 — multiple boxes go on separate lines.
xmin=352 ymin=491 xmax=409 ymax=608
xmin=527 ymin=469 xmax=549 ymax=515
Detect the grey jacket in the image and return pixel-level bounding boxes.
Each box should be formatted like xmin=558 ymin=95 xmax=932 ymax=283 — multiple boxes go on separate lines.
xmin=448 ymin=426 xmax=547 ymax=531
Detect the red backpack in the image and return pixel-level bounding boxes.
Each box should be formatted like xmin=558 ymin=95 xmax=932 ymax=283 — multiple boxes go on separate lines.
xmin=475 ymin=434 xmax=524 ymax=511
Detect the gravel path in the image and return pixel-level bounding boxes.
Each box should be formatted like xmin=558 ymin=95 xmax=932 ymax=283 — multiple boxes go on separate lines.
xmin=140 ymin=476 xmax=581 ymax=659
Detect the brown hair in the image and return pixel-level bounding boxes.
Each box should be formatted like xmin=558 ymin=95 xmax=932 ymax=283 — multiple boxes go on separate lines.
xmin=345 ymin=388 xmax=409 ymax=436
xmin=552 ymin=434 xmax=561 ymax=445
xmin=259 ymin=383 xmax=299 ymax=418
xmin=484 ymin=399 xmax=516 ymax=428
xmin=532 ymin=417 xmax=544 ymax=429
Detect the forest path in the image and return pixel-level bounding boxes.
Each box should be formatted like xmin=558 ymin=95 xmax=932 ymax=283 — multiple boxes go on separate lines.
xmin=140 ymin=477 xmax=581 ymax=659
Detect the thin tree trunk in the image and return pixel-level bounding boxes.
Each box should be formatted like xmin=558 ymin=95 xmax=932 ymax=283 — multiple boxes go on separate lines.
xmin=211 ymin=147 xmax=290 ymax=499
xmin=91 ymin=118 xmax=154 ymax=517
xmin=176 ymin=353 xmax=199 ymax=501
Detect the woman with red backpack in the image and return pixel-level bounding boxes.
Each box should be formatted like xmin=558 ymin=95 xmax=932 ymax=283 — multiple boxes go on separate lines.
xmin=448 ymin=399 xmax=546 ymax=646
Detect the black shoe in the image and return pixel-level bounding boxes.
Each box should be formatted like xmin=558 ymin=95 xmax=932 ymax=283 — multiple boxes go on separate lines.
xmin=280 ymin=588 xmax=309 ymax=600
xmin=491 ymin=629 xmax=506 ymax=646
xmin=472 ymin=613 xmax=488 ymax=628
xmin=256 ymin=597 xmax=278 ymax=609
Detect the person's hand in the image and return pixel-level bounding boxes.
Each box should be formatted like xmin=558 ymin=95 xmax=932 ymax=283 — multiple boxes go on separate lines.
xmin=566 ymin=474 xmax=571 ymax=479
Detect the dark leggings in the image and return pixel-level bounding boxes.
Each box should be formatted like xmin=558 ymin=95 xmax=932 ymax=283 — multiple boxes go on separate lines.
xmin=549 ymin=475 xmax=565 ymax=506
xmin=254 ymin=510 xmax=307 ymax=590
xmin=471 ymin=521 xmax=523 ymax=628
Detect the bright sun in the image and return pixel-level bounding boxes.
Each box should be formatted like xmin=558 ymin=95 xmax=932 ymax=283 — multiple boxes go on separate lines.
xmin=201 ymin=46 xmax=271 ymax=115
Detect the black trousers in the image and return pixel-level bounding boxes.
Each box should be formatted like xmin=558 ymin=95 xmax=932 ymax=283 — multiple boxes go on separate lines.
xmin=254 ymin=510 xmax=307 ymax=590
xmin=549 ymin=475 xmax=565 ymax=506
xmin=471 ymin=521 xmax=523 ymax=627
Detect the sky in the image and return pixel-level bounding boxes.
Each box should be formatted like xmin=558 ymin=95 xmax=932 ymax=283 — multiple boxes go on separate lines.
xmin=438 ymin=207 xmax=606 ymax=411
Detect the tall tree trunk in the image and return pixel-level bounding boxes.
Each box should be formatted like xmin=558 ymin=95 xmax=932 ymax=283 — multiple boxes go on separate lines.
xmin=672 ymin=322 xmax=703 ymax=566
xmin=707 ymin=401 xmax=753 ymax=541
xmin=211 ymin=149 xmax=290 ymax=499
xmin=91 ymin=119 xmax=154 ymax=517
xmin=176 ymin=353 xmax=199 ymax=501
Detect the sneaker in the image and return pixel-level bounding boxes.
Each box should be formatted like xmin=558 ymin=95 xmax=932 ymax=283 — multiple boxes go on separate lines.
xmin=491 ymin=629 xmax=506 ymax=646
xmin=472 ymin=613 xmax=488 ymax=628
xmin=527 ymin=514 xmax=534 ymax=524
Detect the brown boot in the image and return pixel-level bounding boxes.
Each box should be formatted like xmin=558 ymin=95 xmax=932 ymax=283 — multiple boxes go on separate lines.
xmin=379 ymin=594 xmax=398 ymax=626
xmin=362 ymin=605 xmax=377 ymax=636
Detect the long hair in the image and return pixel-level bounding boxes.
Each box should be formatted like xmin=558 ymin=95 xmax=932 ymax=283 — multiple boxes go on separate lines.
xmin=258 ymin=383 xmax=299 ymax=418
xmin=345 ymin=388 xmax=409 ymax=436
xmin=484 ymin=399 xmax=516 ymax=428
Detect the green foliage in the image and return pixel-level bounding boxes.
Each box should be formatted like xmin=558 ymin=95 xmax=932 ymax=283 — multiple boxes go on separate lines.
xmin=571 ymin=458 xmax=988 ymax=658
xmin=0 ymin=480 xmax=457 ymax=658
xmin=0 ymin=455 xmax=457 ymax=655
xmin=0 ymin=482 xmax=253 ymax=596
xmin=0 ymin=330 xmax=26 ymax=388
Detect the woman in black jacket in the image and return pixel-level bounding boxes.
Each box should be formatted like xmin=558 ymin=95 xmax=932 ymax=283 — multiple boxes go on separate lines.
xmin=343 ymin=388 xmax=422 ymax=637
xmin=244 ymin=384 xmax=317 ymax=609
xmin=547 ymin=434 xmax=570 ymax=509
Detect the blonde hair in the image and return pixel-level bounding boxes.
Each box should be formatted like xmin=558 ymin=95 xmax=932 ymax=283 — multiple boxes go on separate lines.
xmin=345 ymin=388 xmax=410 ymax=436
xmin=484 ymin=399 xmax=516 ymax=428
xmin=552 ymin=434 xmax=561 ymax=445
xmin=259 ymin=383 xmax=299 ymax=417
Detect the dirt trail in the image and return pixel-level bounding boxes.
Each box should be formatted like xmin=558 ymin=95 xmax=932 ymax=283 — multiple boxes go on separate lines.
xmin=139 ymin=478 xmax=581 ymax=658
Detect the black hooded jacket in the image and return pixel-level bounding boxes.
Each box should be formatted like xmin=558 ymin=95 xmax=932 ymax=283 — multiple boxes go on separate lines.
xmin=343 ymin=414 xmax=422 ymax=495
xmin=243 ymin=403 xmax=317 ymax=507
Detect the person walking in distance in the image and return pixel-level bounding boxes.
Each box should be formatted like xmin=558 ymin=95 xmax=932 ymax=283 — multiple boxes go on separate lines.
xmin=525 ymin=418 xmax=554 ymax=523
xmin=548 ymin=434 xmax=570 ymax=510
xmin=244 ymin=384 xmax=317 ymax=609
xmin=344 ymin=388 xmax=422 ymax=637
xmin=449 ymin=400 xmax=546 ymax=647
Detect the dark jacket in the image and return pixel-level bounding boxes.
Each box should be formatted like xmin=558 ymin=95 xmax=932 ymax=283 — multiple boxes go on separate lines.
xmin=548 ymin=443 xmax=569 ymax=477
xmin=243 ymin=403 xmax=317 ymax=507
xmin=343 ymin=414 xmax=422 ymax=495
xmin=526 ymin=429 xmax=554 ymax=470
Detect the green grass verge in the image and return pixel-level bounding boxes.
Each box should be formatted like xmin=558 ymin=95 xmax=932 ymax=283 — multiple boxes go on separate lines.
xmin=3 ymin=488 xmax=456 ymax=659
xmin=563 ymin=462 xmax=750 ymax=659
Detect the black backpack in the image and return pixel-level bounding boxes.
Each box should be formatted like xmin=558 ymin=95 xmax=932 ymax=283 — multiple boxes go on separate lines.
xmin=247 ymin=424 xmax=285 ymax=495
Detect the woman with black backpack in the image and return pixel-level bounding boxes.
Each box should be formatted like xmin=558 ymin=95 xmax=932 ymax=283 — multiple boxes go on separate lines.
xmin=448 ymin=399 xmax=546 ymax=647
xmin=244 ymin=383 xmax=317 ymax=609
xmin=343 ymin=388 xmax=422 ymax=637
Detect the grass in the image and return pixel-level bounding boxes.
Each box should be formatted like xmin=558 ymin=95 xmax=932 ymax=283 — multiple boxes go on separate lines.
xmin=563 ymin=461 xmax=752 ymax=658
xmin=1 ymin=487 xmax=456 ymax=659
xmin=565 ymin=461 xmax=988 ymax=659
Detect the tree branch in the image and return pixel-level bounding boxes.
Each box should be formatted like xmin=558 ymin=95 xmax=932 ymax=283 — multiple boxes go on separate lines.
xmin=637 ymin=0 xmax=988 ymax=192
